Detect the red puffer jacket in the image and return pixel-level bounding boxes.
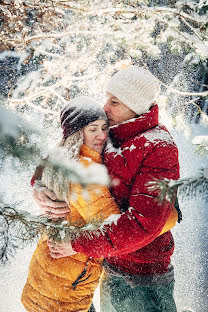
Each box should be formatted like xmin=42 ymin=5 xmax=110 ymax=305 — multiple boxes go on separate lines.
xmin=73 ymin=105 xmax=180 ymax=276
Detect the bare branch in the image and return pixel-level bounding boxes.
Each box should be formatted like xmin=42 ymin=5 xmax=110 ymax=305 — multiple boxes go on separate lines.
xmin=180 ymin=16 xmax=204 ymax=41
xmin=142 ymin=62 xmax=208 ymax=98
xmin=9 ymin=98 xmax=59 ymax=116
xmin=149 ymin=7 xmax=204 ymax=26
xmin=193 ymin=81 xmax=208 ymax=88
xmin=183 ymin=97 xmax=203 ymax=114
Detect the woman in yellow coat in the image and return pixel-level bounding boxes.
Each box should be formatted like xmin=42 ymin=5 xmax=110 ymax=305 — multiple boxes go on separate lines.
xmin=21 ymin=96 xmax=121 ymax=312
xmin=21 ymin=96 xmax=178 ymax=312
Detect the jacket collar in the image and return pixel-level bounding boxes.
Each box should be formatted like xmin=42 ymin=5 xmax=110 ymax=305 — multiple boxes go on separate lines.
xmin=80 ymin=144 xmax=103 ymax=164
xmin=109 ymin=104 xmax=159 ymax=144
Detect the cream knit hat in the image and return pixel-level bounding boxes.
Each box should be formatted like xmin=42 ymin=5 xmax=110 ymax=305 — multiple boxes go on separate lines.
xmin=105 ymin=65 xmax=160 ymax=115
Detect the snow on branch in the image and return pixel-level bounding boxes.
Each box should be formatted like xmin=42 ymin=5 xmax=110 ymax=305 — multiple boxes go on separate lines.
xmin=0 ymin=202 xmax=104 ymax=264
xmin=147 ymin=168 xmax=208 ymax=205
xmin=1 ymin=0 xmax=207 ymax=54
xmin=192 ymin=135 xmax=208 ymax=155
xmin=1 ymin=0 xmax=207 ymax=126
xmin=0 ymin=101 xmax=109 ymax=187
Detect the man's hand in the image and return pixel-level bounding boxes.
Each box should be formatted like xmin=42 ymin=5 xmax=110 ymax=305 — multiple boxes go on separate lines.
xmin=33 ymin=184 xmax=70 ymax=219
xmin=47 ymin=239 xmax=77 ymax=258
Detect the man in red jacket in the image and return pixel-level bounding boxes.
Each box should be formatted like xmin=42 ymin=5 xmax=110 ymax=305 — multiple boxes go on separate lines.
xmin=33 ymin=66 xmax=180 ymax=312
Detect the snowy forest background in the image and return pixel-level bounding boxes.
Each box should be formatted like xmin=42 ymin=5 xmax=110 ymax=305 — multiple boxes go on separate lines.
xmin=0 ymin=1 xmax=208 ymax=312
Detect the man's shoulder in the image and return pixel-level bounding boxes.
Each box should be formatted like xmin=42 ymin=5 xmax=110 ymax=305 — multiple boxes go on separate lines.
xmin=104 ymin=124 xmax=178 ymax=163
xmin=120 ymin=123 xmax=173 ymax=145
xmin=137 ymin=124 xmax=176 ymax=148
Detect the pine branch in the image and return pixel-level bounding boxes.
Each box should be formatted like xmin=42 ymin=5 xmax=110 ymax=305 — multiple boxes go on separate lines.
xmin=0 ymin=202 xmax=104 ymax=264
xmin=192 ymin=136 xmax=208 ymax=156
xmin=147 ymin=169 xmax=208 ymax=205
xmin=194 ymin=145 xmax=208 ymax=156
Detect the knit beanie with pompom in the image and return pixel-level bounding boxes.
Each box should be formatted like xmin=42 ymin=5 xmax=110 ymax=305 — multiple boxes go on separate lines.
xmin=105 ymin=65 xmax=160 ymax=115
xmin=60 ymin=96 xmax=107 ymax=138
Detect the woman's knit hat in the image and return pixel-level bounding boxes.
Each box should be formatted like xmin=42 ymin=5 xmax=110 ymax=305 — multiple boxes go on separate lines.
xmin=60 ymin=96 xmax=108 ymax=138
xmin=105 ymin=65 xmax=160 ymax=115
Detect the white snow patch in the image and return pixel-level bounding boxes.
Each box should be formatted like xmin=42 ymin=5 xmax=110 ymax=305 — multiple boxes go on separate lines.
xmin=175 ymin=114 xmax=192 ymax=138
xmin=105 ymin=140 xmax=136 ymax=157
xmin=0 ymin=50 xmax=28 ymax=71
xmin=142 ymin=127 xmax=174 ymax=145
xmin=105 ymin=139 xmax=123 ymax=158
xmin=192 ymin=135 xmax=208 ymax=149
xmin=0 ymin=106 xmax=40 ymax=139
xmin=100 ymin=214 xmax=122 ymax=229
xmin=122 ymin=144 xmax=136 ymax=152
xmin=202 ymin=168 xmax=208 ymax=179
xmin=128 ymin=207 xmax=135 ymax=213
xmin=12 ymin=71 xmax=41 ymax=98
xmin=82 ymin=156 xmax=93 ymax=163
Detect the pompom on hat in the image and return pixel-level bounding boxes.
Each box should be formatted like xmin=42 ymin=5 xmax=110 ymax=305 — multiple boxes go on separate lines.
xmin=105 ymin=65 xmax=160 ymax=116
xmin=60 ymin=96 xmax=107 ymax=138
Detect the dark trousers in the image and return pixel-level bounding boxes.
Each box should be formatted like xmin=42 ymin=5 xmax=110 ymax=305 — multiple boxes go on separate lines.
xmin=101 ymin=274 xmax=177 ymax=312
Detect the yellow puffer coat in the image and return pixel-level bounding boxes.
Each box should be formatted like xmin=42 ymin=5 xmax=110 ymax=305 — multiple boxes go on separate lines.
xmin=21 ymin=145 xmax=120 ymax=312
xmin=21 ymin=144 xmax=178 ymax=312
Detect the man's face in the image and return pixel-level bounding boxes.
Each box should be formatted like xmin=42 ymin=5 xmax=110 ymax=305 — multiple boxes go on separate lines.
xmin=104 ymin=92 xmax=136 ymax=126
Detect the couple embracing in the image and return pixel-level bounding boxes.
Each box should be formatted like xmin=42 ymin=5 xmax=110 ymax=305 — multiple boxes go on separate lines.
xmin=21 ymin=65 xmax=180 ymax=312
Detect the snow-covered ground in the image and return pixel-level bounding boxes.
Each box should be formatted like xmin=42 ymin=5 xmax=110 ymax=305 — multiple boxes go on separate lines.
xmin=0 ymin=125 xmax=207 ymax=312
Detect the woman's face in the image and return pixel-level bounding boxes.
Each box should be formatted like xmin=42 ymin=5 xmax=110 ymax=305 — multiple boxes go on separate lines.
xmin=83 ymin=119 xmax=108 ymax=154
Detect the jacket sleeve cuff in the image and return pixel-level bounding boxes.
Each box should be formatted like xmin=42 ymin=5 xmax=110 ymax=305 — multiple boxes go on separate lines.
xmin=31 ymin=174 xmax=36 ymax=187
xmin=71 ymin=240 xmax=82 ymax=253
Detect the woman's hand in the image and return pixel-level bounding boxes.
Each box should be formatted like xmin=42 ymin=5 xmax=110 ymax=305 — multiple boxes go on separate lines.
xmin=33 ymin=183 xmax=70 ymax=219
xmin=48 ymin=239 xmax=77 ymax=258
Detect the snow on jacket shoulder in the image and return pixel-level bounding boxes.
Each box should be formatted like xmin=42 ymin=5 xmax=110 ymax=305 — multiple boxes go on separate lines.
xmin=21 ymin=144 xmax=120 ymax=312
xmin=72 ymin=105 xmax=180 ymax=276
